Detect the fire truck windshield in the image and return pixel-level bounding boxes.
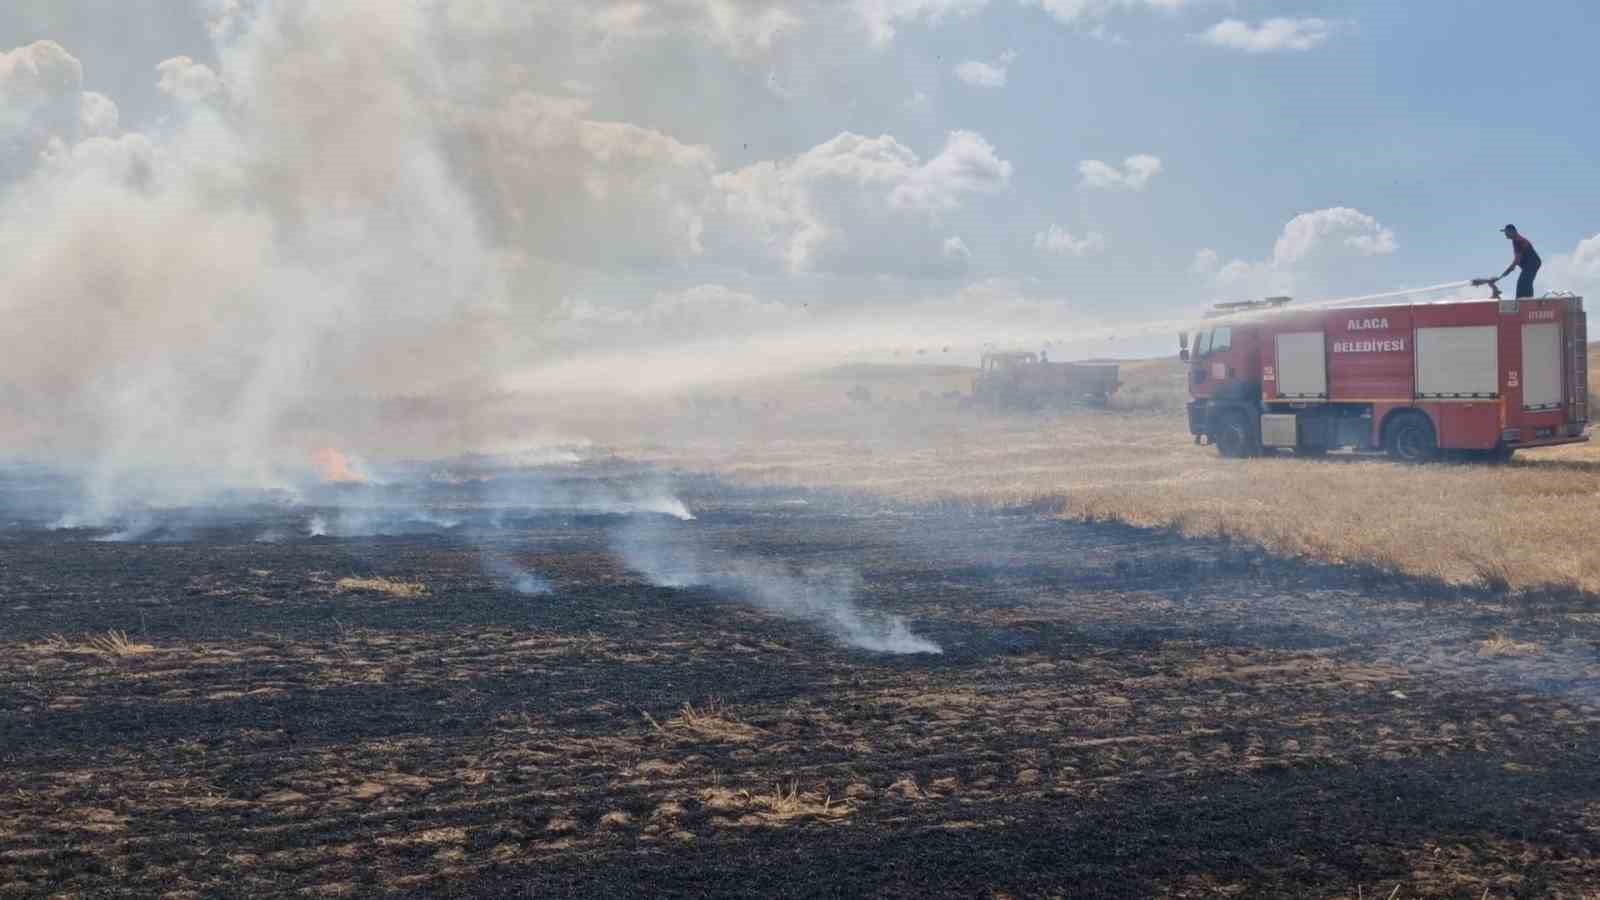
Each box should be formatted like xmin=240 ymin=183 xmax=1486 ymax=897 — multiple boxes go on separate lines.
xmin=1210 ymin=327 xmax=1231 ymax=353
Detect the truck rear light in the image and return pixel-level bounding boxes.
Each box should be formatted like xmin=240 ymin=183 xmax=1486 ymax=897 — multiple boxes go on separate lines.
xmin=1500 ymin=429 xmax=1521 ymax=443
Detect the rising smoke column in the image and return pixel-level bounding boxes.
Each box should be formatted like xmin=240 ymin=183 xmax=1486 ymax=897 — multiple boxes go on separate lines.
xmin=0 ymin=3 xmax=514 ymax=521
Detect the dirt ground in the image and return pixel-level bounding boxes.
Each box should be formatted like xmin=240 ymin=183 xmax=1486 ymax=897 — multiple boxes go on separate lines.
xmin=4 ymin=462 xmax=1600 ymax=898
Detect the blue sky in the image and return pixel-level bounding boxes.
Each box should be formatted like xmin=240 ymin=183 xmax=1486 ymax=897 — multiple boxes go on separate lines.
xmin=869 ymin=0 xmax=1599 ymax=307
xmin=528 ymin=0 xmax=1600 ymax=334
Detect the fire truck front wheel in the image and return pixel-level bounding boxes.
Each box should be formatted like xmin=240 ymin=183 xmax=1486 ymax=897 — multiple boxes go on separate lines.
xmin=1384 ymin=412 xmax=1439 ymax=464
xmin=1214 ymin=409 xmax=1259 ymax=459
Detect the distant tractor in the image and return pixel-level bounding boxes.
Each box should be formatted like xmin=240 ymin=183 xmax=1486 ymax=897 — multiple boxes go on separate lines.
xmin=973 ymin=351 xmax=1121 ymax=411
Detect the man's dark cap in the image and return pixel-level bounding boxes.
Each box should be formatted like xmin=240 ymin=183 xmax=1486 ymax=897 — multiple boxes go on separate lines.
xmin=1502 ymin=224 xmax=1517 ymax=234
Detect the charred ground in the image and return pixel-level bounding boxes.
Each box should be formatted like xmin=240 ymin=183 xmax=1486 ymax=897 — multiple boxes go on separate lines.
xmin=3 ymin=463 xmax=1600 ymax=898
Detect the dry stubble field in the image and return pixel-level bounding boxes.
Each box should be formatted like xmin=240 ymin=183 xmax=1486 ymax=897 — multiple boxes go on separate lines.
xmin=6 ymin=353 xmax=1600 ymax=898
xmin=631 ymin=352 xmax=1600 ymax=595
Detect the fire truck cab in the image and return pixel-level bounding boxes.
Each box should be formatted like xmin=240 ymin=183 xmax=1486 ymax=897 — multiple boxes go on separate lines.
xmin=1185 ymin=293 xmax=1589 ymax=461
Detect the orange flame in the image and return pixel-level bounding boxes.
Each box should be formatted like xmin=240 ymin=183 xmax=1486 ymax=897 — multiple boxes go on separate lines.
xmin=311 ymin=447 xmax=364 ymax=483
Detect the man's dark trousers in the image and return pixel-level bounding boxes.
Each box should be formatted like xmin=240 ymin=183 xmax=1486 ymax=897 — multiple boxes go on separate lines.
xmin=1517 ymin=263 xmax=1540 ymax=299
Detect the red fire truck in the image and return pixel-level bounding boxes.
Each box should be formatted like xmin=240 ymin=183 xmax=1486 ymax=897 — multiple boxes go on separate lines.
xmin=1183 ymin=289 xmax=1589 ymax=461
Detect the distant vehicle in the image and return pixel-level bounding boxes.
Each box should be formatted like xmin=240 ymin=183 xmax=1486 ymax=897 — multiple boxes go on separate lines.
xmin=1183 ymin=288 xmax=1589 ymax=461
xmin=973 ymin=351 xmax=1121 ymax=410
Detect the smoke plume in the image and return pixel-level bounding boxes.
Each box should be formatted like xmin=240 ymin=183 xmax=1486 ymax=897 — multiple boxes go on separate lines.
xmin=614 ymin=516 xmax=942 ymax=655
xmin=0 ymin=3 xmax=517 ymax=522
xmin=481 ymin=551 xmax=553 ymax=596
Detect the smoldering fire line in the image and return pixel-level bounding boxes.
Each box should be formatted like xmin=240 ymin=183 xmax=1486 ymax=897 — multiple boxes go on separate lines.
xmin=612 ymin=514 xmax=941 ymax=655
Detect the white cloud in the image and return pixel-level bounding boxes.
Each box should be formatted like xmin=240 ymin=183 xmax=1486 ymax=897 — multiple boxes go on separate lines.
xmin=954 ymin=49 xmax=1017 ymax=88
xmin=588 ymin=4 xmax=654 ymax=43
xmin=697 ymin=1 xmax=806 ymax=54
xmin=1541 ymin=233 xmax=1600 ymax=298
xmin=557 ymin=3 xmax=809 ymax=58
xmin=1034 ymin=225 xmax=1105 ymax=256
xmin=1086 ymin=25 xmax=1130 ymax=45
xmin=531 ymin=1 xmax=984 ymax=55
xmin=1022 ymin=0 xmax=1195 ymax=26
xmin=1 ymin=41 xmax=121 ymax=179
xmin=42 ymin=132 xmax=156 ymax=182
xmin=1195 ymin=207 xmax=1396 ymax=296
xmin=157 ymin=56 xmax=224 ymax=103
xmin=77 ymin=92 xmax=119 ymax=138
xmin=942 ymin=235 xmax=971 ymax=259
xmin=1078 ymin=153 xmax=1161 ymax=191
xmin=1199 ymin=18 xmax=1333 ymax=53
xmin=0 ymin=40 xmax=83 ymax=110
xmin=1190 ymin=248 xmax=1220 ymax=273
xmin=713 ymin=129 xmax=1011 ymax=274
xmin=1272 ymin=206 xmax=1395 ymax=264
xmin=954 ymin=60 xmax=1005 ymax=88
xmin=200 ymin=0 xmax=246 ymax=38
xmin=855 ymin=0 xmax=991 ymax=46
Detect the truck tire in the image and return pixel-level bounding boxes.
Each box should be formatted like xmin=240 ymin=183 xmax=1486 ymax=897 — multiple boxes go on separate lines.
xmin=1385 ymin=412 xmax=1438 ymax=463
xmin=1214 ymin=409 xmax=1259 ymax=459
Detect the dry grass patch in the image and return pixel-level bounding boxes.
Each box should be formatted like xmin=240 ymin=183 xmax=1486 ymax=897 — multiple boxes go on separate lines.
xmin=645 ymin=699 xmax=765 ymax=743
xmin=744 ymin=780 xmax=849 ymax=821
xmin=334 ymin=577 xmax=428 ymax=599
xmin=32 ymin=630 xmax=155 ymax=658
xmin=1476 ymin=633 xmax=1544 ymax=657
xmin=701 ymin=781 xmax=850 ymax=823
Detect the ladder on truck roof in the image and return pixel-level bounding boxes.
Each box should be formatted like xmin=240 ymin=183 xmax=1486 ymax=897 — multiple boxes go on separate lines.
xmin=1200 ymin=280 xmax=1512 ymax=321
xmin=1204 ymin=296 xmax=1292 ymax=318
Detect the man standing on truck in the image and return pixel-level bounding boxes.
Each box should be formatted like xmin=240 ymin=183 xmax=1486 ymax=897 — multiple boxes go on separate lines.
xmin=1497 ymin=224 xmax=1542 ymax=298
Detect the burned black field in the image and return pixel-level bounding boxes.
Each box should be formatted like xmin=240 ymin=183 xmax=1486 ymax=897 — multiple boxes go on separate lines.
xmin=3 ymin=462 xmax=1600 ymax=898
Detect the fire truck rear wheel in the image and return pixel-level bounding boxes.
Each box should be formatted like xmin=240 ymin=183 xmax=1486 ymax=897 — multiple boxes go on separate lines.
xmin=1385 ymin=413 xmax=1438 ymax=463
xmin=1214 ymin=410 xmax=1259 ymax=459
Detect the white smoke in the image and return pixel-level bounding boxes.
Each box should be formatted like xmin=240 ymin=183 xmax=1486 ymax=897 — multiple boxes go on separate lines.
xmin=90 ymin=516 xmax=159 ymax=543
xmin=482 ymin=551 xmax=553 ymax=596
xmin=615 ymin=517 xmax=942 ymax=655
xmin=309 ymin=506 xmax=464 ymax=537
xmin=619 ymin=494 xmax=696 ymax=521
xmin=0 ymin=4 xmax=515 ymax=522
